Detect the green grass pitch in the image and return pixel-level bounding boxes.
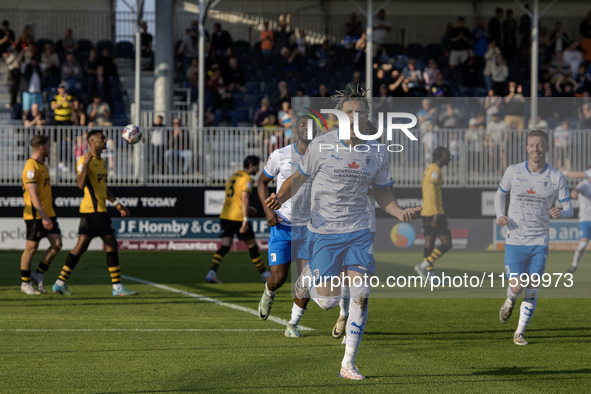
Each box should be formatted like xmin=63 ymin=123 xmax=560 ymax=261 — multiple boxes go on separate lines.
xmin=1 ymin=250 xmax=589 ymax=392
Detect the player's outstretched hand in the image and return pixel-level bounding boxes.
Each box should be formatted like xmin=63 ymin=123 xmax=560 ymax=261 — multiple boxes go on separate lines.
xmin=549 ymin=206 xmax=561 ymax=219
xmin=265 ymin=193 xmax=281 ymax=210
xmin=497 ymin=216 xmax=509 ymax=227
xmin=83 ymin=151 xmax=92 ymax=164
xmin=118 ymin=205 xmax=130 ymax=217
xmin=398 ymin=207 xmax=422 ymax=222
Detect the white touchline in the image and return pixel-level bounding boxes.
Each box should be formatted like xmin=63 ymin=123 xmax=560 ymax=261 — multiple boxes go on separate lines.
xmin=0 ymin=329 xmax=286 ymax=332
xmin=121 ymin=275 xmax=314 ymax=331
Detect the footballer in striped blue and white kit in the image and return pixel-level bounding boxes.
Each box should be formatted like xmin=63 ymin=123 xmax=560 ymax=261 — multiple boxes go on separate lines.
xmin=265 ymin=90 xmax=421 ymax=380
xmin=257 ymin=115 xmax=313 ymax=338
xmin=495 ymin=129 xmax=573 ymax=346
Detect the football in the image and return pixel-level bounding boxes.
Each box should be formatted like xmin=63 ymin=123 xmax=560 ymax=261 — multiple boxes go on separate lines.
xmin=122 ymin=124 xmax=142 ymax=144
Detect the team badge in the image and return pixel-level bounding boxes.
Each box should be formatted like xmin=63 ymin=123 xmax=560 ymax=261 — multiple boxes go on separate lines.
xmin=365 ymin=156 xmax=375 ymax=167
xmin=27 ymin=170 xmax=35 ymax=180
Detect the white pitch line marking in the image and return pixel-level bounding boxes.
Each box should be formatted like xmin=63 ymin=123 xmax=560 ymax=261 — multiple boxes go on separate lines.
xmin=0 ymin=328 xmax=285 ymax=333
xmin=121 ymin=275 xmax=314 ymax=331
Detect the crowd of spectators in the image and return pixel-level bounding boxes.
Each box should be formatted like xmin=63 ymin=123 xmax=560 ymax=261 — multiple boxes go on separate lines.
xmin=5 ymin=9 xmax=591 ymax=158
xmin=1 ymin=20 xmax=124 ymax=127
xmin=166 ymin=9 xmax=591 ymax=143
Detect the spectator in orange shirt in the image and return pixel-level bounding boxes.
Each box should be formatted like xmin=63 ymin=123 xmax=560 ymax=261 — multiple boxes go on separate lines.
xmin=260 ymin=20 xmax=274 ymax=56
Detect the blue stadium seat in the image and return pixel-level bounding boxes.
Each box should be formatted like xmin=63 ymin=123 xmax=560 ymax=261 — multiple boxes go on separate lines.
xmin=236 ymin=106 xmax=250 ymax=122
xmin=233 ymin=92 xmax=245 ymax=106
xmin=305 ymin=82 xmax=319 ymax=96
xmin=424 ymin=43 xmax=443 ymax=61
xmin=55 ymin=39 xmax=64 ymax=53
xmin=233 ymin=40 xmax=250 ymax=56
xmin=406 ymin=43 xmax=424 ymax=59
xmin=245 ymin=67 xmax=258 ymax=82
xmin=244 ymin=94 xmax=263 ymax=106
xmin=115 ymin=41 xmax=134 ymax=59
xmin=36 ymin=38 xmax=53 ymax=51
xmin=387 ymin=43 xmax=405 ymax=57
xmin=245 ymin=81 xmax=262 ymax=94
xmin=77 ymin=39 xmax=93 ymax=54
xmin=394 ymin=55 xmax=409 ymax=70
xmin=96 ymin=40 xmax=115 ymax=55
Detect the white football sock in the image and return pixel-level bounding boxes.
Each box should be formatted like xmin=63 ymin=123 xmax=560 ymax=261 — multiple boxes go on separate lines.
xmin=342 ymin=296 xmax=368 ymax=367
xmin=419 ymin=260 xmax=430 ymax=270
xmin=288 ymin=303 xmax=306 ymax=325
xmin=572 ymin=240 xmax=587 ymax=267
xmin=113 ymin=282 xmax=123 ymax=291
xmin=265 ymin=282 xmax=275 ymax=297
xmin=515 ymin=288 xmax=538 ymax=335
xmin=340 ymin=281 xmax=350 ymax=316
xmin=506 ymin=285 xmax=522 ymax=302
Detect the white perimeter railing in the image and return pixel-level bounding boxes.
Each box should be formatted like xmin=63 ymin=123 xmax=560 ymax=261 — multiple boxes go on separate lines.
xmin=1 ymin=126 xmax=590 ymax=188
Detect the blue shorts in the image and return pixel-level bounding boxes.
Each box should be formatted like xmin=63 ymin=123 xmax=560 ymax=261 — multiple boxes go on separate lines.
xmin=268 ymin=223 xmax=292 ymax=266
xmin=579 ymin=221 xmax=591 ymax=239
xmin=268 ymin=224 xmax=310 ymax=266
xmin=291 ymin=225 xmax=309 ymax=262
xmin=504 ymin=244 xmax=548 ymax=279
xmin=22 ymin=92 xmax=44 ymax=111
xmin=308 ymin=229 xmax=375 ymax=279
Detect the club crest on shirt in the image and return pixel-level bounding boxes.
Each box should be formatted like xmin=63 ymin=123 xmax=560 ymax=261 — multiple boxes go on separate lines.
xmin=27 ymin=170 xmax=35 ymax=180
xmin=365 ymin=156 xmax=375 ymax=167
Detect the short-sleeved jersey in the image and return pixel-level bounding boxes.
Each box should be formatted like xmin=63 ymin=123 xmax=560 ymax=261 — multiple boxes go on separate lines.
xmin=51 ymin=94 xmax=73 ymax=122
xmin=498 ymin=161 xmax=571 ymax=246
xmin=298 ymin=130 xmax=394 ymax=234
xmin=220 ymin=170 xmax=253 ymax=222
xmin=421 ymin=163 xmax=444 ymax=216
xmin=77 ymin=156 xmax=108 ymax=213
xmin=262 ymin=143 xmax=311 ymax=226
xmin=22 ymin=158 xmax=55 ymax=220
xmin=575 ymin=180 xmax=591 ymax=222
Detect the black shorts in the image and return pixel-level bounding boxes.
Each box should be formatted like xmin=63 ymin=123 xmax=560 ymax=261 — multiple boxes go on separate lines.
xmin=79 ymin=212 xmax=115 ymax=238
xmin=25 ymin=217 xmax=61 ymax=242
xmin=219 ymin=219 xmax=255 ymax=241
xmin=422 ymin=215 xmax=451 ymax=237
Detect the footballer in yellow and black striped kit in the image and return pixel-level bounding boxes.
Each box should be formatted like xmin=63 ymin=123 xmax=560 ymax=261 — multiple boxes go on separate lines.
xmin=415 ymin=147 xmax=453 ymax=278
xmin=19 ymin=134 xmax=63 ymax=295
xmin=51 ymin=130 xmax=138 ymax=296
xmin=206 ymin=155 xmax=270 ymax=284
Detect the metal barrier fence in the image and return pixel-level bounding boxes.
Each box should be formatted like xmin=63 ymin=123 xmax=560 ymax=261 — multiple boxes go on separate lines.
xmin=1 ymin=126 xmax=589 ymax=188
